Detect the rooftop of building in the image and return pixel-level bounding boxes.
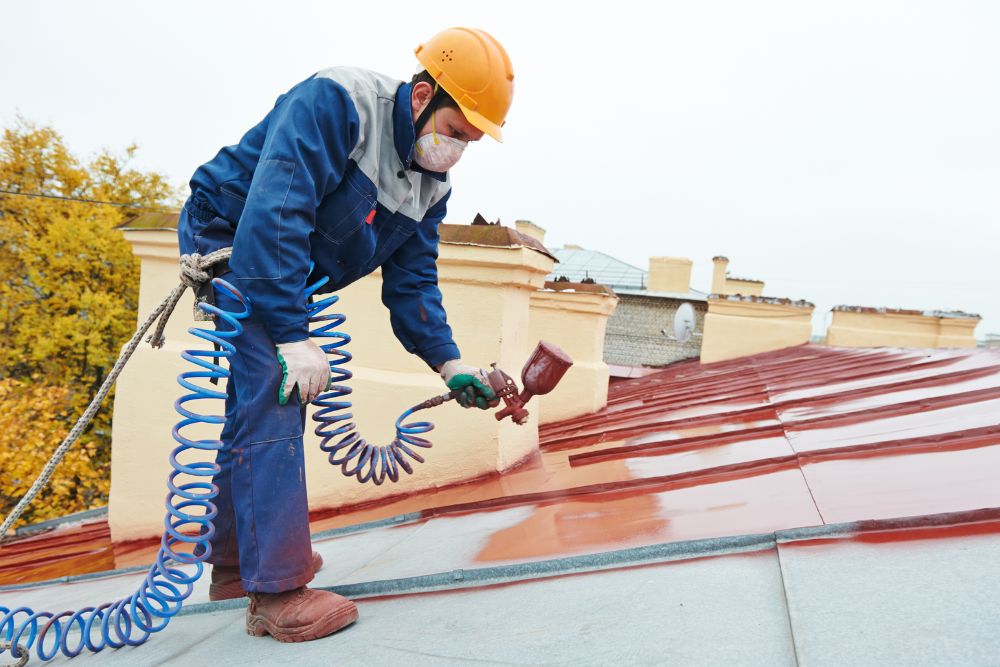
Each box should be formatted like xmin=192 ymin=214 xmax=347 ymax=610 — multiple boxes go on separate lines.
xmin=3 ymin=343 xmax=999 ymax=663
xmin=832 ymin=304 xmax=982 ymax=319
xmin=545 ymin=246 xmax=710 ymax=302
xmin=710 ymin=293 xmax=816 ymax=308
xmin=545 ymin=246 xmax=649 ymax=290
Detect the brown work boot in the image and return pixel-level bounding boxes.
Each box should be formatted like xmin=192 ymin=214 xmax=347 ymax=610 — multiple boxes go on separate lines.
xmin=246 ymin=586 xmax=357 ymax=642
xmin=210 ymin=551 xmax=324 ymax=602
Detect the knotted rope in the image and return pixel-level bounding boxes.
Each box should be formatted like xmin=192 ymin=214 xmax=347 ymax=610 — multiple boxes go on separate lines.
xmin=0 ymin=248 xmax=233 ymax=542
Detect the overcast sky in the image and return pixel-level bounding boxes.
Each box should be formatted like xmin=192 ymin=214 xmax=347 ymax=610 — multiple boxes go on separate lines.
xmin=2 ymin=0 xmax=997 ymax=337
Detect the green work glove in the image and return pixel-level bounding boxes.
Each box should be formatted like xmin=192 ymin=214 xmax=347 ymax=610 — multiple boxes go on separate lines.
xmin=438 ymin=359 xmax=499 ymax=410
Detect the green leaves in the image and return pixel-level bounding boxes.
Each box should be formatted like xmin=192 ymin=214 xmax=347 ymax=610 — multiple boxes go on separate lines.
xmin=0 ymin=117 xmax=178 ymax=526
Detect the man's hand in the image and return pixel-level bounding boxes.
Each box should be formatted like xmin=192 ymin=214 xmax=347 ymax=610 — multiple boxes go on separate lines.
xmin=276 ymin=340 xmax=330 ymax=405
xmin=438 ymin=359 xmax=500 ymax=410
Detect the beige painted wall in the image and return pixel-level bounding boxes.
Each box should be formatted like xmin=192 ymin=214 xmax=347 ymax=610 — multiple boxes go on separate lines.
xmin=938 ymin=317 xmax=980 ymax=347
xmin=528 ymin=283 xmax=617 ymax=424
xmin=110 ymin=227 xmax=555 ymax=541
xmin=710 ymin=257 xmax=765 ymax=296
xmin=726 ymin=279 xmax=765 ymax=296
xmin=647 ymin=257 xmax=692 ymax=294
xmin=701 ymin=295 xmax=814 ymax=363
xmin=825 ymin=309 xmax=979 ymax=348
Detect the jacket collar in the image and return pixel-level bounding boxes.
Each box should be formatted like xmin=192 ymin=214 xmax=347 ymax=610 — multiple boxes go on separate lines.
xmin=394 ymin=82 xmax=448 ymax=183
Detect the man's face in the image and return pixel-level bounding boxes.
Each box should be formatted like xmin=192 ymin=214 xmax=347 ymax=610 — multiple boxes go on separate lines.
xmin=411 ymin=81 xmax=485 ymax=143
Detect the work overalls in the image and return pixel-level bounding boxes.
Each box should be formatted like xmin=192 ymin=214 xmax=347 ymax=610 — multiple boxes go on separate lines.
xmin=178 ymin=67 xmax=459 ymax=592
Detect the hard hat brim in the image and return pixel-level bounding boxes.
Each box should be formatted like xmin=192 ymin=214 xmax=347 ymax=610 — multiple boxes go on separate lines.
xmin=458 ymin=104 xmax=503 ymax=142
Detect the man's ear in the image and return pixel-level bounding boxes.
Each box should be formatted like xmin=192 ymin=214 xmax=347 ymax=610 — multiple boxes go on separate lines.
xmin=411 ymin=81 xmax=434 ymax=115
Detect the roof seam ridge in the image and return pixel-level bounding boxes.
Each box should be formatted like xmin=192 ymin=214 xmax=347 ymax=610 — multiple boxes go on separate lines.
xmin=753 ymin=353 xmax=828 ymax=524
xmin=175 ymin=506 xmax=1000 ymax=617
xmin=178 ymin=533 xmax=779 ymax=617
xmin=774 ymin=541 xmax=804 ymax=666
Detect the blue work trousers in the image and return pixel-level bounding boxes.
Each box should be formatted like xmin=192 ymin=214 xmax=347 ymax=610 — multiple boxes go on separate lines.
xmin=200 ymin=274 xmax=314 ymax=593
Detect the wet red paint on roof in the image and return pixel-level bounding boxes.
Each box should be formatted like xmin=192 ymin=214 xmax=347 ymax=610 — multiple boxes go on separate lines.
xmin=4 ymin=343 xmax=999 ymax=585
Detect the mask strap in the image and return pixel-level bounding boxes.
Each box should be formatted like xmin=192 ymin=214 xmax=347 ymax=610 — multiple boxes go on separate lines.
xmin=414 ymin=82 xmax=446 ymax=144
xmin=430 ymin=100 xmax=440 ymax=145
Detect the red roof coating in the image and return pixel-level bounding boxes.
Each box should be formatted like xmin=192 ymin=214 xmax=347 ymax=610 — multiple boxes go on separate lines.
xmin=4 ymin=343 xmax=999 ymax=585
xmin=0 ymin=520 xmax=113 ymax=586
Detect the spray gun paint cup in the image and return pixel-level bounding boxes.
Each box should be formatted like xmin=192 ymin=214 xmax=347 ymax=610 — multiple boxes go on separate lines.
xmin=487 ymin=341 xmax=573 ymax=425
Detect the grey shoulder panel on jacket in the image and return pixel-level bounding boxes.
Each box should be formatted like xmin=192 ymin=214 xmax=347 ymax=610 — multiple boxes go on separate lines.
xmin=314 ymin=67 xmax=450 ymax=221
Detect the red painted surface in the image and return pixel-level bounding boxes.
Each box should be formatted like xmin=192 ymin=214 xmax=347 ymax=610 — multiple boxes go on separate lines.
xmin=473 ymin=466 xmax=822 ymax=562
xmin=0 ymin=521 xmax=114 ymax=586
xmin=5 ymin=344 xmax=1000 ymax=584
xmin=801 ymin=444 xmax=1000 ymax=524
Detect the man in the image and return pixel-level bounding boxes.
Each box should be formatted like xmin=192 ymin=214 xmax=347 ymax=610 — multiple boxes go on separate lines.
xmin=176 ymin=27 xmax=513 ymax=642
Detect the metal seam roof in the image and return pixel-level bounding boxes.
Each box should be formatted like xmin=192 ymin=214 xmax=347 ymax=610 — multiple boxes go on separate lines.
xmin=6 ymin=344 xmax=1000 ymax=586
xmin=4 ymin=343 xmax=1000 ymax=664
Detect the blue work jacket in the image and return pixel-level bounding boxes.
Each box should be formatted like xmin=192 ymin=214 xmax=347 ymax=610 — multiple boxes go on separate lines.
xmin=178 ymin=67 xmax=460 ymax=369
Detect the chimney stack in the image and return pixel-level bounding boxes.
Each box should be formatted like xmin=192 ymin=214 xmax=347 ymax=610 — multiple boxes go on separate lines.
xmin=647 ymin=256 xmax=692 ymax=293
xmin=711 ymin=256 xmax=730 ymax=294
xmin=515 ymin=220 xmax=546 ymax=243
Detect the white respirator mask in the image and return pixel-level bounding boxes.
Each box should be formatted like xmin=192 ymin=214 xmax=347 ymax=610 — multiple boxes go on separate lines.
xmin=413 ymin=111 xmax=467 ymax=173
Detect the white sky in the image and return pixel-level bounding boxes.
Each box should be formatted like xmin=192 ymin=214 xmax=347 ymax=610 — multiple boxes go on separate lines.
xmin=2 ymin=0 xmax=998 ymax=337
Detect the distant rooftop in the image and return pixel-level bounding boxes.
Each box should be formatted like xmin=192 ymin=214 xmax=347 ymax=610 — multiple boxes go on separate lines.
xmin=614 ymin=287 xmax=709 ymax=302
xmin=832 ymin=304 xmax=981 ymax=319
xmin=117 ymin=210 xmax=180 ymax=230
xmin=546 ymin=246 xmax=648 ymax=290
xmin=711 ymin=293 xmax=815 ymax=308
xmin=545 ymin=246 xmax=709 ymax=303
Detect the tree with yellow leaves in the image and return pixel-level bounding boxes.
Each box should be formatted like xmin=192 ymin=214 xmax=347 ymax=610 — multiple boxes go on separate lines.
xmin=0 ymin=116 xmax=178 ymax=527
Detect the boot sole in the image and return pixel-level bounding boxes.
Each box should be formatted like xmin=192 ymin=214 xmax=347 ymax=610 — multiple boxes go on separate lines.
xmin=246 ymin=603 xmax=358 ymax=643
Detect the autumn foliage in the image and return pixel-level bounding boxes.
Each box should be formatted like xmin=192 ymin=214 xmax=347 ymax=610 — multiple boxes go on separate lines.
xmin=0 ymin=117 xmax=178 ymax=527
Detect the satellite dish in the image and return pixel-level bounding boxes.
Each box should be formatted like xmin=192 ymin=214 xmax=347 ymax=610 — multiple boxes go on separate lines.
xmin=673 ymin=302 xmax=697 ymax=342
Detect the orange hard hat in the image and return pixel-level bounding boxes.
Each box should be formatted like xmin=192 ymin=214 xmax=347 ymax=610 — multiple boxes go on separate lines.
xmin=415 ymin=27 xmax=514 ymax=142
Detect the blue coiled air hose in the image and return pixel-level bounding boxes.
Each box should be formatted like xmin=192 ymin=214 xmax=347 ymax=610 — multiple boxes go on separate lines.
xmin=305 ymin=269 xmax=442 ymax=486
xmin=0 ymin=271 xmax=446 ymax=663
xmin=0 ymin=278 xmax=249 ymax=663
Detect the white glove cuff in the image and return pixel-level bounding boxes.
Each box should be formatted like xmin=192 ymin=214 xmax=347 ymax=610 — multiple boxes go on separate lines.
xmin=438 ymin=358 xmax=464 ymax=382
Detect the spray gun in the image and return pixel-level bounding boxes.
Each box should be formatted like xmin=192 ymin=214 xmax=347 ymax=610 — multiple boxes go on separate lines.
xmin=418 ymin=341 xmax=573 ymax=424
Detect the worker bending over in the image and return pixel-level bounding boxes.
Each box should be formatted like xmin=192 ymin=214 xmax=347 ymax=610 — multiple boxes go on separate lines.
xmin=176 ymin=27 xmax=514 ymax=642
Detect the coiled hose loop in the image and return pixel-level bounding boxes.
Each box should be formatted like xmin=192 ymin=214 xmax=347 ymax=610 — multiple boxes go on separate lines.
xmin=0 ymin=278 xmax=249 ymax=663
xmin=305 ymin=270 xmax=438 ymax=486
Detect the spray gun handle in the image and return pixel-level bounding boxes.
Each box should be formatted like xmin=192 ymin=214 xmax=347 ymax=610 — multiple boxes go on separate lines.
xmin=485 ymin=363 xmax=530 ymax=425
